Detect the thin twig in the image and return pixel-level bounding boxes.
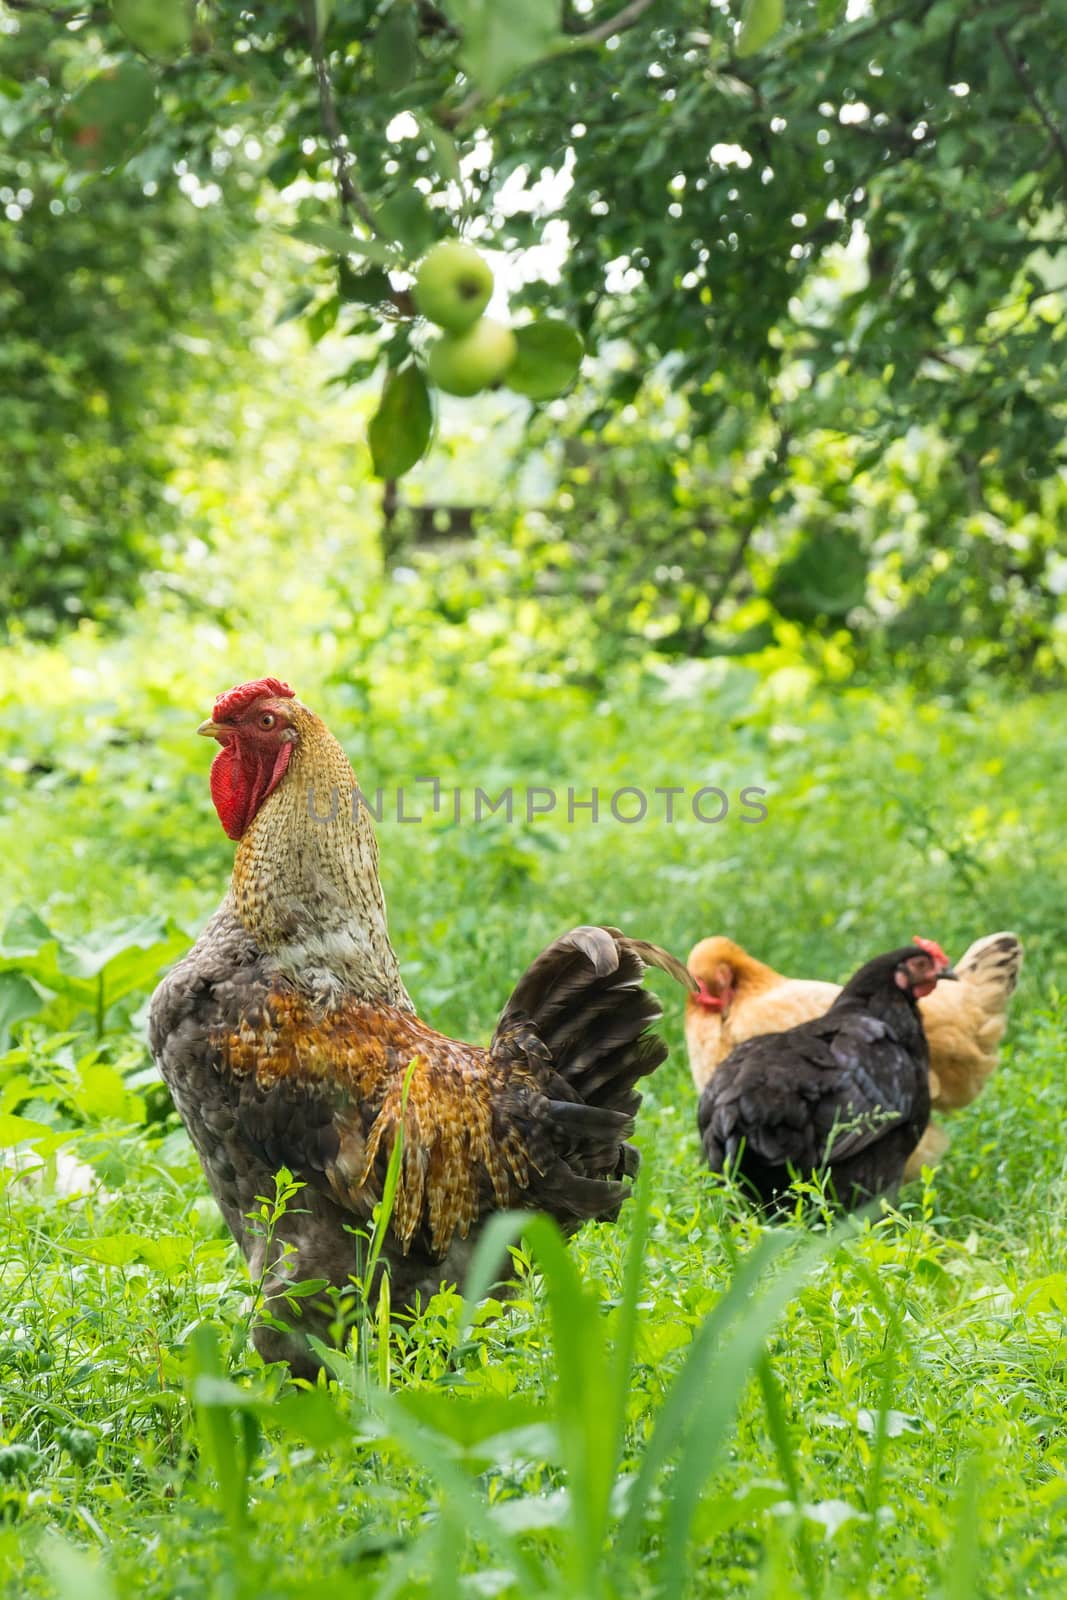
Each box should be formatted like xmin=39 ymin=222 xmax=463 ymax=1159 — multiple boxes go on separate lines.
xmin=574 ymin=0 xmax=657 ymax=47
xmin=705 ymin=517 xmax=759 ymax=626
xmin=303 ymin=0 xmax=382 ymax=236
xmin=706 ymin=420 xmax=790 ymax=625
xmin=994 ymin=25 xmax=1067 ymax=195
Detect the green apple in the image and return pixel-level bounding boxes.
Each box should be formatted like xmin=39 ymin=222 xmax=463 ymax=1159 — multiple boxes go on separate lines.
xmin=414 ymin=242 xmax=494 ymax=332
xmin=427 ymin=319 xmax=517 ymax=397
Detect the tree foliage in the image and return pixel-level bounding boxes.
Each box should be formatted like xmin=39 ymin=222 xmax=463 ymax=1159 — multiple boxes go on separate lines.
xmin=0 ymin=13 xmax=252 ymax=634
xmin=5 ymin=0 xmax=1067 ymax=673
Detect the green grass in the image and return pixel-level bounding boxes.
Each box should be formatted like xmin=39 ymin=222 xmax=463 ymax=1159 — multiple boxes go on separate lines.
xmin=1 ymin=449 xmax=1066 ymax=1597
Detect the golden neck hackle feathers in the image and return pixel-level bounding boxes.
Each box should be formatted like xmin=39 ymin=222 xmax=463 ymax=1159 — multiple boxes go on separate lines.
xmin=688 ymin=937 xmax=779 ymax=997
xmin=229 ymin=704 xmax=412 ymax=1010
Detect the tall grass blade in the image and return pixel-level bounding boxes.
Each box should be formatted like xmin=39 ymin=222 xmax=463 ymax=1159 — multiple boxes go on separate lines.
xmin=850 ymin=1260 xmax=904 ymax=1576
xmin=606 ymin=1156 xmax=652 ymax=1472
xmin=942 ymin=1453 xmax=983 ymax=1600
xmin=656 ymin=1235 xmax=825 ymax=1594
xmin=756 ymin=1351 xmax=821 ymax=1600
xmin=458 ymin=1210 xmax=532 ymax=1339
xmin=373 ymin=1385 xmax=549 ymax=1593
xmin=520 ymin=1214 xmax=610 ymax=1593
xmin=615 ymin=1224 xmax=848 ymax=1593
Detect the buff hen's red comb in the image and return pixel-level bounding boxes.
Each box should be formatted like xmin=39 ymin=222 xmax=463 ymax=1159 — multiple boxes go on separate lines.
xmin=213 ymin=678 xmax=295 ymax=721
xmin=913 ymin=936 xmax=950 ymax=969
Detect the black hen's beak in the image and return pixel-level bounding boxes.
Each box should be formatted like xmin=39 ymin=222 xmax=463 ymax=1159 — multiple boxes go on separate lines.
xmin=937 ymin=966 xmax=959 ymax=982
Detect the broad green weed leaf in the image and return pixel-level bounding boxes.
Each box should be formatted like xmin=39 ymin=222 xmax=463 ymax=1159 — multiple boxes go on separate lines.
xmin=0 ymin=972 xmax=42 ymax=1048
xmin=0 ymin=1111 xmax=61 ymax=1152
xmin=0 ymin=905 xmax=51 ymax=957
xmin=57 ymin=914 xmax=171 ymax=979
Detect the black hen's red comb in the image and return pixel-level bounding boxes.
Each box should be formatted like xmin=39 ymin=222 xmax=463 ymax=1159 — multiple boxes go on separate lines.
xmin=913 ymin=935 xmax=950 ymax=969
xmin=213 ymin=678 xmax=295 ymax=721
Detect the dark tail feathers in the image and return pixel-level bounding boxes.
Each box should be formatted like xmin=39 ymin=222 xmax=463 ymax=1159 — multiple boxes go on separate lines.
xmin=493 ymin=926 xmax=693 ymax=1199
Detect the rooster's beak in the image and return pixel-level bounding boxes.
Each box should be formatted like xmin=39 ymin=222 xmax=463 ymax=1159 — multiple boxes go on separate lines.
xmin=197 ymin=719 xmax=225 ymax=740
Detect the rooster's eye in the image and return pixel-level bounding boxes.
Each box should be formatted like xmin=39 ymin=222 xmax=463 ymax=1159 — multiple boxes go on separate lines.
xmin=259 ymin=713 xmax=276 ymax=729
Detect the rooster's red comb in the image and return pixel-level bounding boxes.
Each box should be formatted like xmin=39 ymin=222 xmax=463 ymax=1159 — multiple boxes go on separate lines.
xmin=913 ymin=935 xmax=950 ymax=969
xmin=213 ymin=678 xmax=295 ymax=721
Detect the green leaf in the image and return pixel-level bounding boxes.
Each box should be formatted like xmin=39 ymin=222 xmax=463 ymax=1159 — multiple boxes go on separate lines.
xmin=269 ymin=1390 xmax=349 ymax=1450
xmin=490 ymin=1490 xmax=570 ymax=1533
xmin=338 ymin=263 xmax=394 ymax=305
xmin=74 ymin=1233 xmax=149 ymax=1267
xmin=187 ymin=1325 xmax=257 ymax=1533
xmin=0 ymin=972 xmax=42 ymax=1049
xmin=418 ymin=116 xmax=464 ymax=191
xmin=0 ymin=1112 xmax=59 ymax=1152
xmin=275 ymin=289 xmax=315 ymax=325
xmin=71 ymin=1062 xmax=139 ymax=1123
xmin=506 ymin=321 xmax=584 ymax=401
xmin=58 ymin=62 xmax=157 ymax=172
xmin=943 ymin=1454 xmax=984 ymax=1600
xmin=280 ymin=1276 xmax=332 ymax=1298
xmin=305 ymin=294 xmax=340 ymax=344
xmin=138 ymin=1235 xmax=196 ymax=1276
xmin=312 ymin=0 xmax=334 ymax=42
xmin=373 ymin=5 xmax=418 ymax=91
xmin=459 ymin=1211 xmax=530 ymax=1337
xmin=446 ymin=0 xmax=562 ymax=99
xmin=0 ymin=906 xmax=52 ymax=959
xmin=289 ymin=221 xmax=396 ymax=266
xmin=376 ymin=189 xmax=435 ymax=258
xmin=39 ymin=1540 xmax=118 ymax=1600
xmin=57 ymin=914 xmax=171 ymax=980
xmin=111 ymin=0 xmax=194 ymax=59
xmin=737 ymin=0 xmax=785 ymax=57
xmin=368 ymin=365 xmax=434 ymax=480
xmin=396 ymin=1390 xmax=549 ymax=1451
xmin=371 ymin=1388 xmax=548 ymax=1592
xmin=768 ymin=528 xmax=868 ymax=622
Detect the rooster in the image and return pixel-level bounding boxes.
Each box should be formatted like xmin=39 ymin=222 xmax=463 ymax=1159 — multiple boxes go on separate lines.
xmin=698 ymin=941 xmax=956 ymax=1209
xmin=686 ymin=931 xmax=1022 ymax=1179
xmin=149 ymin=678 xmax=693 ymax=1376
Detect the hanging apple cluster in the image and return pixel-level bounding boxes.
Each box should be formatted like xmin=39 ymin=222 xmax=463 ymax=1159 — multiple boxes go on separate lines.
xmin=415 ymin=243 xmax=513 ymax=397
xmin=367 ymin=239 xmax=585 ymax=480
xmin=416 ymin=241 xmax=583 ymax=404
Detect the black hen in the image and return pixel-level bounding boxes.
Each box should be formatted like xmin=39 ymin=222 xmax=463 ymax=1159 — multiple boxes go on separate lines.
xmin=697 ymin=942 xmax=955 ymax=1209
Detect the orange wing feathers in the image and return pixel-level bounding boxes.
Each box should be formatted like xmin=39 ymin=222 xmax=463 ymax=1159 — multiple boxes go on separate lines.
xmin=216 ymin=995 xmax=540 ymax=1256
